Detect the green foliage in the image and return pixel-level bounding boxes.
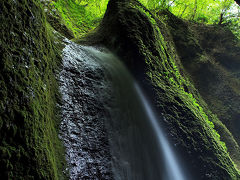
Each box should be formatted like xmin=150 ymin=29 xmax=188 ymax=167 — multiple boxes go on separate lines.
xmin=54 ymin=0 xmax=109 ymax=38
xmin=139 ymin=0 xmax=240 ymax=38
xmin=170 ymin=0 xmax=234 ymax=22
xmin=53 ymin=0 xmax=240 ymax=39
xmin=139 ymin=0 xmax=171 ymax=9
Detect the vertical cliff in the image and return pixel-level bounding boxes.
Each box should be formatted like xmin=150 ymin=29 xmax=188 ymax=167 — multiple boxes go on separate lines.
xmin=159 ymin=10 xmax=240 ymax=168
xmin=0 ymin=0 xmax=65 ymax=179
xmin=1 ymin=0 xmax=240 ymax=179
xmin=79 ymin=0 xmax=240 ymax=179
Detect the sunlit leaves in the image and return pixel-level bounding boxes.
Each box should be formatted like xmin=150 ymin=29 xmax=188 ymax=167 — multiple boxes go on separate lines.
xmin=55 ymin=0 xmax=110 ymax=37
xmin=140 ymin=0 xmax=238 ymax=23
xmin=55 ymin=0 xmax=239 ymax=38
xmin=73 ymin=0 xmax=109 ymax=18
xmin=140 ymin=0 xmax=240 ymax=38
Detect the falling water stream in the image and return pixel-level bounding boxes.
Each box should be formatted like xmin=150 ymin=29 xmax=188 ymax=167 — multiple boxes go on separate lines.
xmin=135 ymin=84 xmax=184 ymax=180
xmin=59 ymin=39 xmax=187 ymax=180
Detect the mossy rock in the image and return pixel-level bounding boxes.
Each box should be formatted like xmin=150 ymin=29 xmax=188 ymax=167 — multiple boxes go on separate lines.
xmin=158 ymin=10 xmax=240 ymax=169
xmin=40 ymin=0 xmax=74 ymax=39
xmin=78 ymin=0 xmax=240 ymax=179
xmin=0 ymin=0 xmax=65 ymax=179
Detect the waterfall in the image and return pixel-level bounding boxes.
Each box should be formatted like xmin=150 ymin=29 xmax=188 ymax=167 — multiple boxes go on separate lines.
xmin=59 ymin=40 xmax=187 ymax=180
xmin=134 ymin=84 xmax=185 ymax=180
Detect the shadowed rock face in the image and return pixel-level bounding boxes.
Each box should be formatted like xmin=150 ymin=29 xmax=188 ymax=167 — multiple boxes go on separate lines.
xmin=78 ymin=0 xmax=240 ymax=179
xmin=59 ymin=40 xmax=113 ymax=179
xmin=159 ymin=10 xmax=240 ymax=168
xmin=0 ymin=0 xmax=65 ymax=179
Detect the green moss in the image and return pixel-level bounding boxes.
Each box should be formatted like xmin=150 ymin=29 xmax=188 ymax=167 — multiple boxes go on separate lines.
xmin=80 ymin=0 xmax=240 ymax=178
xmin=53 ymin=0 xmax=105 ymax=38
xmin=137 ymin=4 xmax=227 ymax=153
xmin=40 ymin=0 xmax=74 ymax=39
xmin=0 ymin=0 xmax=66 ymax=179
xmin=158 ymin=9 xmax=240 ymax=170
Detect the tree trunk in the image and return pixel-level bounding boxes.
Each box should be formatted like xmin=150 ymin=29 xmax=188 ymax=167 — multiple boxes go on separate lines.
xmin=218 ymin=13 xmax=224 ymax=25
xmin=191 ymin=0 xmax=198 ymax=20
xmin=235 ymin=0 xmax=240 ymax=6
xmin=180 ymin=5 xmax=188 ymax=17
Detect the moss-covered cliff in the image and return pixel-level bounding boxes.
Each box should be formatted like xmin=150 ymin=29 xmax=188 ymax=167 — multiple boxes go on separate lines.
xmin=1 ymin=0 xmax=240 ymax=179
xmin=159 ymin=10 xmax=240 ymax=168
xmin=0 ymin=0 xmax=65 ymax=179
xmin=79 ymin=0 xmax=240 ymax=179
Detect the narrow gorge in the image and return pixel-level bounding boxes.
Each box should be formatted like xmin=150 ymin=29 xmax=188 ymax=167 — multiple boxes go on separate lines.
xmin=1 ymin=0 xmax=240 ymax=179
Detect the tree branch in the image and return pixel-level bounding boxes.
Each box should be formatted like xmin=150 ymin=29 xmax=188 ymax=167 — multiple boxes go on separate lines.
xmin=235 ymin=0 xmax=240 ymax=6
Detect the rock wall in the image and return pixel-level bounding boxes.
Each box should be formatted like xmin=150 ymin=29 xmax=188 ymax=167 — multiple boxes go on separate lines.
xmin=59 ymin=42 xmax=113 ymax=179
xmin=1 ymin=0 xmax=240 ymax=179
xmin=0 ymin=0 xmax=65 ymax=179
xmin=79 ymin=0 xmax=240 ymax=179
xmin=159 ymin=10 xmax=240 ymax=168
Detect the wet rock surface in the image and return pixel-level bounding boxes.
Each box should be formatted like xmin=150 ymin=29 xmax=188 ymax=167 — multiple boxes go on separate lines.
xmin=79 ymin=0 xmax=240 ymax=178
xmin=59 ymin=39 xmax=113 ymax=179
